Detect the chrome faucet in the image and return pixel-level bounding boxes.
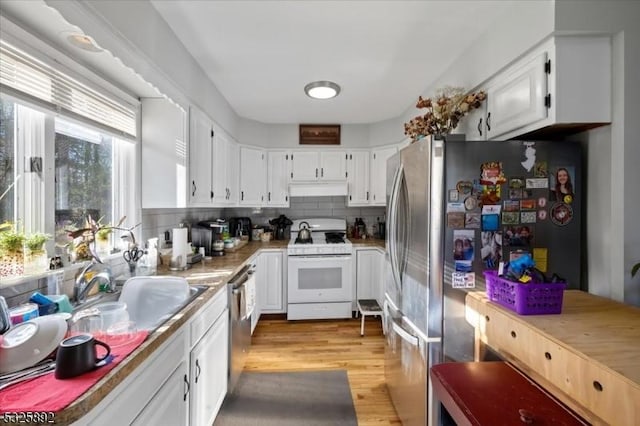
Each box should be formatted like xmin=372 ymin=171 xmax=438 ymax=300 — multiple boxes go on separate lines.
xmin=73 ymin=262 xmax=114 ymax=304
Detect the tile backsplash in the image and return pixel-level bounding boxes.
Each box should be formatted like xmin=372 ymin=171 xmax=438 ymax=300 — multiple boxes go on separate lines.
xmin=1 ymin=197 xmax=385 ymax=306
xmin=141 ymin=197 xmax=385 ymax=243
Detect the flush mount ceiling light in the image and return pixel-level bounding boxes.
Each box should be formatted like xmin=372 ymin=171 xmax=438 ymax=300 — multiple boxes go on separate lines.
xmin=64 ymin=33 xmax=103 ymax=53
xmin=304 ymin=81 xmax=341 ymax=99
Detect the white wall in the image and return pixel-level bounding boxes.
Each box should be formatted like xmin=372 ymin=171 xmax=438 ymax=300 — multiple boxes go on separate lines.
xmin=554 ymin=0 xmax=640 ymax=305
xmin=237 ymin=118 xmax=370 ymax=148
xmin=47 ymin=0 xmax=241 ymax=137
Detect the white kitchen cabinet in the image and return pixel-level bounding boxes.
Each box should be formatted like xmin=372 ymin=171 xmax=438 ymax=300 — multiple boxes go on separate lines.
xmin=483 ymin=35 xmax=610 ymax=140
xmin=211 ymin=129 xmax=238 ymax=206
xmin=227 ymin=140 xmax=240 ymax=204
xmin=266 ymin=150 xmax=291 ymax=207
xmin=240 ymin=146 xmax=266 ymax=206
xmin=188 ymin=106 xmax=214 ymax=205
xmin=141 ymin=98 xmax=187 ymax=208
xmin=78 ymin=328 xmax=188 ymax=426
xmin=189 ymin=307 xmax=229 ymax=426
xmin=347 ymin=150 xmax=370 ymax=206
xmin=458 ymin=100 xmax=487 ymax=141
xmin=257 ymin=250 xmax=285 ymax=314
xmin=131 ymin=362 xmax=189 ymax=426
xmin=369 ymin=146 xmax=397 ymax=206
xmin=356 ymin=248 xmax=384 ymax=304
xmin=485 ymin=51 xmax=548 ymax=140
xmin=290 ymin=150 xmax=347 ymax=182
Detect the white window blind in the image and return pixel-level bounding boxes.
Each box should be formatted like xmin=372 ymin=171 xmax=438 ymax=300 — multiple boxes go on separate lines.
xmin=0 ymin=40 xmax=137 ymax=138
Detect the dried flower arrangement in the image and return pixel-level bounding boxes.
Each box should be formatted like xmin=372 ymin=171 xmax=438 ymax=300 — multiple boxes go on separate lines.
xmin=404 ymin=86 xmax=487 ymax=142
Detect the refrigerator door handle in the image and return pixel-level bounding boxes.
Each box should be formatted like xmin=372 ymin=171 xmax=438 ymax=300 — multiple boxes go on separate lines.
xmin=388 ymin=164 xmax=404 ymax=291
xmin=391 ymin=318 xmax=419 ymax=347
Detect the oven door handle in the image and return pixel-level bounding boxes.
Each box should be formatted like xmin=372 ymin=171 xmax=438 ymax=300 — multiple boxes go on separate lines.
xmin=288 ymin=255 xmax=352 ymax=260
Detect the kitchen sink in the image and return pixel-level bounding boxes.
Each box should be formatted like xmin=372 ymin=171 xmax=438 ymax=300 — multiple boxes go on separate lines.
xmin=71 ymin=278 xmax=208 ymax=332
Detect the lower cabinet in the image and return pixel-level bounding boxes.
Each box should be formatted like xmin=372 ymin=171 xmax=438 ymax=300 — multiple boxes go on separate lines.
xmin=132 ymin=362 xmax=189 ymax=425
xmin=189 ymin=308 xmax=229 ymax=426
xmin=257 ymin=250 xmax=285 ymax=314
xmin=356 ymin=248 xmax=384 ymax=304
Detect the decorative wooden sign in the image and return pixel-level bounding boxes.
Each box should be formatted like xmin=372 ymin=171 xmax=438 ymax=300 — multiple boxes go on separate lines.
xmin=299 ymin=124 xmax=341 ymax=145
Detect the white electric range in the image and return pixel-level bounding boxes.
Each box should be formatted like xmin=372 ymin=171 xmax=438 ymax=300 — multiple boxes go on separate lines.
xmin=287 ymin=218 xmax=354 ymax=320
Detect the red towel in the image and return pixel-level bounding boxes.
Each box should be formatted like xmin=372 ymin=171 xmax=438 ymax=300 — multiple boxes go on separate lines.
xmin=0 ymin=331 xmax=148 ymax=413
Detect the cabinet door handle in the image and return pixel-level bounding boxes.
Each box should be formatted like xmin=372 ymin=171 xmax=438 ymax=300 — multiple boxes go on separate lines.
xmin=321 ymin=168 xmax=324 ymax=177
xmin=316 ymin=168 xmax=318 ymax=178
xmin=192 ymin=180 xmax=196 ymax=196
xmin=486 ymin=112 xmax=491 ymax=131
xmin=241 ymin=191 xmax=244 ymax=201
xmin=286 ymin=195 xmax=288 ymax=202
xmin=183 ymin=374 xmax=190 ymax=401
xmin=210 ymin=190 xmax=214 ymax=199
xmin=477 ymin=117 xmax=483 ymax=136
xmin=366 ymin=191 xmax=369 ymax=201
xmin=195 ymin=359 xmax=201 ymax=383
xmin=268 ymin=192 xmax=271 ymax=202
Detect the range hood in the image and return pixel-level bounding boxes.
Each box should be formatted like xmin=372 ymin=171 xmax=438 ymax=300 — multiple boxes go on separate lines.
xmin=289 ymin=182 xmax=348 ymax=197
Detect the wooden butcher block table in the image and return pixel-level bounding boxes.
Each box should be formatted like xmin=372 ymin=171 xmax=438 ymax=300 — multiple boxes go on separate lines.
xmin=465 ymin=290 xmax=640 ymax=426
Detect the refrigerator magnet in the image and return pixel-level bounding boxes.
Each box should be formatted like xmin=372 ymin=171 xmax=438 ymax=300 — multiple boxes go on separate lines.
xmin=481 ymin=214 xmax=499 ymax=231
xmin=456 ymin=180 xmax=473 ymax=194
xmin=508 ymin=188 xmax=523 ymax=199
xmin=465 ymin=213 xmax=480 ymax=229
xmin=509 ymin=177 xmax=525 ymax=189
xmin=520 ymin=211 xmax=537 ymax=224
xmin=447 ymin=212 xmax=465 ymax=229
xmin=453 ymin=230 xmax=475 ymax=261
xmin=537 ymin=210 xmax=548 ymax=221
xmin=534 ymin=161 xmax=548 ymax=178
xmin=482 ymin=204 xmax=502 ymax=215
xmin=464 ymin=195 xmax=477 ymax=211
xmin=447 ymin=202 xmax=466 ymax=213
xmin=452 ymin=272 xmax=476 ymax=289
xmin=538 ymin=197 xmax=547 ymax=208
xmin=503 ymin=200 xmax=520 ymax=212
xmin=550 ymin=203 xmax=573 ymax=226
xmin=525 ymin=178 xmax=548 ymax=189
xmin=550 ymin=166 xmax=576 ymax=203
xmin=481 ymin=231 xmax=502 ymax=269
xmin=502 ymin=212 xmax=520 ymax=225
xmin=454 ymin=260 xmax=473 ymax=273
xmin=480 ymin=161 xmax=506 ymax=185
xmin=520 ymin=199 xmax=536 ymax=210
xmin=448 ymin=189 xmax=459 ymax=202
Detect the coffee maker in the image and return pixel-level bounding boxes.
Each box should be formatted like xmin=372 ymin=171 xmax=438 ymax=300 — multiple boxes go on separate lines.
xmin=228 ymin=217 xmax=252 ymax=239
xmin=269 ymin=215 xmax=293 ymax=240
xmin=192 ymin=219 xmax=228 ymax=256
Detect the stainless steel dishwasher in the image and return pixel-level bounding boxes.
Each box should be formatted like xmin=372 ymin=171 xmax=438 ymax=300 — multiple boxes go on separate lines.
xmin=227 ymin=262 xmax=256 ymax=393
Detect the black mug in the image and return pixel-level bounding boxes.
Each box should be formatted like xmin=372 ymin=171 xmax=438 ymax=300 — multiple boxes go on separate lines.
xmin=54 ymin=333 xmax=111 ymax=379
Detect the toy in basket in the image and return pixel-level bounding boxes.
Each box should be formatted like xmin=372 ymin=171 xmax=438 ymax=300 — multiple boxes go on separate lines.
xmin=483 ymin=255 xmax=566 ymax=315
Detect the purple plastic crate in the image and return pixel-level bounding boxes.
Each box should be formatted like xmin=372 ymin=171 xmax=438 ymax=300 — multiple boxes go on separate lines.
xmin=483 ymin=270 xmax=566 ymax=315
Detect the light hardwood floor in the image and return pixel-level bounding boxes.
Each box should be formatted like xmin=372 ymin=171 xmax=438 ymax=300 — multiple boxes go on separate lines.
xmin=244 ymin=316 xmax=401 ymax=425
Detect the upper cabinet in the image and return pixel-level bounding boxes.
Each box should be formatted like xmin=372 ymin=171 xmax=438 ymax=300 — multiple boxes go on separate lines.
xmin=188 ymin=106 xmax=239 ymax=207
xmin=369 ymin=145 xmax=397 ymax=206
xmin=347 ymin=150 xmax=370 ymax=206
xmin=239 ymin=146 xmax=266 ymax=207
xmin=460 ymin=35 xmax=611 ymax=141
xmin=266 ymin=150 xmax=291 ymax=207
xmin=141 ymin=98 xmax=187 ymax=208
xmin=290 ymin=150 xmax=347 ymax=182
xmin=189 ymin=106 xmax=214 ymax=206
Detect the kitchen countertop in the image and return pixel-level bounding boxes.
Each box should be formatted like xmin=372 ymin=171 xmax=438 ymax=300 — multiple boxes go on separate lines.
xmin=51 ymin=240 xmax=288 ymax=425
xmin=348 ymin=237 xmax=385 ymax=249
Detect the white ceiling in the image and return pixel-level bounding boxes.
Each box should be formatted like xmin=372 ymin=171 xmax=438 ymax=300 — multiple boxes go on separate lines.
xmin=1 ymin=0 xmax=519 ymax=125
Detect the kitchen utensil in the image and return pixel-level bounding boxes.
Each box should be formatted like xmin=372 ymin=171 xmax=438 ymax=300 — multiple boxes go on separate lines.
xmin=0 ymin=362 xmax=56 ymax=391
xmin=297 ymin=221 xmax=312 ymax=242
xmin=123 ymin=247 xmax=143 ymax=263
xmin=0 ymin=315 xmax=67 ymax=374
xmin=54 ymin=333 xmax=111 ymax=379
xmin=0 ymin=296 xmax=10 ymax=334
xmin=9 ymin=303 xmax=39 ymax=325
xmin=105 ymin=320 xmax=137 ymax=348
xmin=252 ymin=227 xmax=264 ymax=241
xmin=70 ymin=308 xmax=103 ymax=337
xmin=93 ymin=301 xmax=129 ymax=331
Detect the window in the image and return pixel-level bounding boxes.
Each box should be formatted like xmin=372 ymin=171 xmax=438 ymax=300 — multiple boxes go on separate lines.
xmin=0 ymin=98 xmax=15 ymax=224
xmin=54 ymin=120 xmax=114 ymax=244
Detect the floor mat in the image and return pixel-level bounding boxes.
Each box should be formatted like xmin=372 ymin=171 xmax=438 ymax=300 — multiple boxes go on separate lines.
xmin=213 ymin=370 xmax=358 ymax=426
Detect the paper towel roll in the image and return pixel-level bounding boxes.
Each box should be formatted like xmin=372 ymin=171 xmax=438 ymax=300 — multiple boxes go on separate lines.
xmin=171 ymin=228 xmax=188 ymax=269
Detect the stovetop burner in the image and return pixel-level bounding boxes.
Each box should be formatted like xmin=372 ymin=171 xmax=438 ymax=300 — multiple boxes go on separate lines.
xmin=325 ymin=232 xmax=346 ymax=244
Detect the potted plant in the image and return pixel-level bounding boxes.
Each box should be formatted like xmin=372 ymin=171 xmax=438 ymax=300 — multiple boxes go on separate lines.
xmin=0 ymin=222 xmax=26 ymax=278
xmin=24 ymin=232 xmax=51 ymax=274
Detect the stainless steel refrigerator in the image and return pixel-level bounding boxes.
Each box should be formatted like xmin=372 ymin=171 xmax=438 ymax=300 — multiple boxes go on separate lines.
xmin=384 ymin=137 xmax=583 ymax=426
